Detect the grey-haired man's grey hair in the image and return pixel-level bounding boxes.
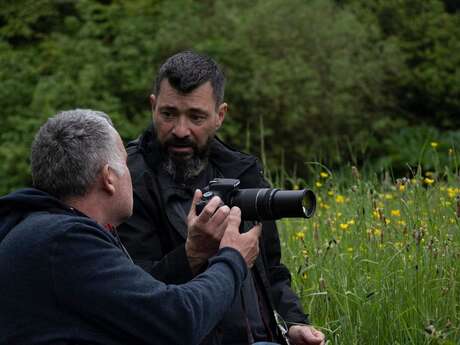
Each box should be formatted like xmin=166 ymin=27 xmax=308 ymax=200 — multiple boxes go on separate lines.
xmin=31 ymin=109 xmax=125 ymax=200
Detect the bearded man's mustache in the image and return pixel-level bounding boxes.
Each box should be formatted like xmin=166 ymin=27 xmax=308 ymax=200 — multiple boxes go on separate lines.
xmin=164 ymin=137 xmax=197 ymax=151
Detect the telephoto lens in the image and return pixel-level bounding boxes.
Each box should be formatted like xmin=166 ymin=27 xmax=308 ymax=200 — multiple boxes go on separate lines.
xmin=230 ymin=188 xmax=316 ymax=221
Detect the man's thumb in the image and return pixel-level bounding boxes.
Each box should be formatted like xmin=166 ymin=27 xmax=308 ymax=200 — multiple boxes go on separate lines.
xmin=226 ymin=206 xmax=242 ymax=233
xmin=189 ymin=189 xmax=203 ymax=217
xmin=247 ymin=222 xmax=262 ymax=239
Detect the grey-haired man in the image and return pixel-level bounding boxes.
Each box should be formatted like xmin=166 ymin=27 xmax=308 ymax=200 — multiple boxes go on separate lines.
xmin=0 ymin=109 xmax=261 ymax=345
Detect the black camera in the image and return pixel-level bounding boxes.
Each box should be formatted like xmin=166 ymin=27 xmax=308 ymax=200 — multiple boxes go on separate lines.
xmin=196 ymin=178 xmax=316 ymax=221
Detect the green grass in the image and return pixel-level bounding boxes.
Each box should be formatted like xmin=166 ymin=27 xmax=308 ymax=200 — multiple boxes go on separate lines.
xmin=277 ymin=167 xmax=460 ymax=344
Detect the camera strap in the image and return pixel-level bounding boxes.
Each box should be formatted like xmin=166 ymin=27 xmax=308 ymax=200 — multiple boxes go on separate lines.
xmin=240 ymin=268 xmax=280 ymax=344
xmin=274 ymin=310 xmax=291 ymax=345
xmin=252 ymin=236 xmax=291 ymax=345
xmin=240 ymin=290 xmax=255 ymax=344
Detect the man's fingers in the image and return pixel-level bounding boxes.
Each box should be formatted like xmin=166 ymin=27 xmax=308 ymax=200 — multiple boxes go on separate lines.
xmin=243 ymin=223 xmax=261 ymax=268
xmin=226 ymin=206 xmax=242 ymax=232
xmin=196 ymin=196 xmax=223 ymax=223
xmin=188 ymin=189 xmax=203 ymax=219
xmin=300 ymin=326 xmax=325 ymax=344
xmin=207 ymin=205 xmax=230 ymax=230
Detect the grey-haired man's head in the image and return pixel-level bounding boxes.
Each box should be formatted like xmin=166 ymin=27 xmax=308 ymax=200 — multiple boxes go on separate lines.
xmin=31 ymin=109 xmax=126 ymax=200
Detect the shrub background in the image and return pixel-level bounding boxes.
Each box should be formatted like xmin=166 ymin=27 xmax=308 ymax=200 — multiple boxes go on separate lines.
xmin=1 ymin=0 xmax=459 ymax=194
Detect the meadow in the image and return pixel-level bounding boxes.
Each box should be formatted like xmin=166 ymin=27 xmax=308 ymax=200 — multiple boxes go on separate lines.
xmin=277 ymin=144 xmax=460 ymax=345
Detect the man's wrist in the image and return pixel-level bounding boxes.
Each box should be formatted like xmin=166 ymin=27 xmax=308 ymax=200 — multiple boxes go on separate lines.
xmin=185 ymin=240 xmax=216 ymax=275
xmin=186 ymin=254 xmax=208 ymax=275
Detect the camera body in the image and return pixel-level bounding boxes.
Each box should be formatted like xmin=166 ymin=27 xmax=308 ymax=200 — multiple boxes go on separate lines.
xmin=196 ymin=178 xmax=316 ymax=221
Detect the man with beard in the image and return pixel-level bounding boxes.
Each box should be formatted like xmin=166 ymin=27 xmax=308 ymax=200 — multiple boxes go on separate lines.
xmin=118 ymin=51 xmax=325 ymax=345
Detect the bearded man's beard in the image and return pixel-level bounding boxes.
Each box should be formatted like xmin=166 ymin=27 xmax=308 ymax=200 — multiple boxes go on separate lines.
xmin=160 ymin=136 xmax=211 ymax=182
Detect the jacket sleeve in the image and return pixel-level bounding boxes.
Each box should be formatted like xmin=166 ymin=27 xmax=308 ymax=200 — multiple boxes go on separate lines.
xmin=256 ymin=169 xmax=310 ymax=325
xmin=51 ymin=222 xmax=247 ymax=345
xmin=118 ymin=190 xmax=195 ymax=284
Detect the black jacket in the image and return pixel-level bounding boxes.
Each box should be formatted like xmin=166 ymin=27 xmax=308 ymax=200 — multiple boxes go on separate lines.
xmin=0 ymin=188 xmax=247 ymax=345
xmin=118 ymin=126 xmax=309 ymax=344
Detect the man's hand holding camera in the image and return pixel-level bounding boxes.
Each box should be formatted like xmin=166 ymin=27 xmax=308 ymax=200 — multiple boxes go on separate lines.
xmin=219 ymin=205 xmax=261 ymax=268
xmin=186 ymin=189 xmax=262 ymax=274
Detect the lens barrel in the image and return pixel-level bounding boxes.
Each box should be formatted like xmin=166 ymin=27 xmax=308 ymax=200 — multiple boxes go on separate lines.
xmin=230 ymin=188 xmax=316 ymax=221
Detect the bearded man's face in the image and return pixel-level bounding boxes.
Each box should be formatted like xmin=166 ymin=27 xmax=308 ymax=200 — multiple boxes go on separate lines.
xmin=150 ymin=79 xmax=227 ymax=181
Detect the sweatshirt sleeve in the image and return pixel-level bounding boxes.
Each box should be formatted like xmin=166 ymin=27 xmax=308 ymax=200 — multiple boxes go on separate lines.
xmin=51 ymin=222 xmax=247 ymax=345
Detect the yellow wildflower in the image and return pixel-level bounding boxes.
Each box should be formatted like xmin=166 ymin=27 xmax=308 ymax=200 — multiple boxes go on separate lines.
xmin=315 ymin=181 xmax=323 ymax=188
xmin=430 ymin=142 xmax=438 ymax=149
xmin=399 ymin=184 xmax=406 ymax=192
xmin=397 ymin=220 xmax=406 ymax=226
xmin=327 ymin=190 xmax=334 ymax=197
xmin=320 ymin=172 xmax=329 ymax=178
xmin=425 ymin=171 xmax=434 ymax=177
xmin=347 ymin=219 xmax=355 ymax=225
xmin=384 ymin=193 xmax=393 ymax=200
xmin=347 ymin=247 xmax=353 ymax=253
xmin=294 ymin=231 xmax=305 ymax=241
xmin=391 ymin=209 xmax=401 ymax=217
xmin=340 ymin=223 xmax=349 ymax=231
xmin=385 ymin=218 xmax=391 ymax=225
xmin=424 ymin=178 xmax=434 ymax=185
xmin=319 ymin=202 xmax=330 ymax=209
xmin=447 ymin=188 xmax=458 ymax=198
xmin=335 ymin=195 xmax=345 ymax=203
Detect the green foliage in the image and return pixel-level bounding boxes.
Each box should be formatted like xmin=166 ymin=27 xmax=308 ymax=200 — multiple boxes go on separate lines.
xmin=228 ymin=0 xmax=402 ymax=170
xmin=0 ymin=0 xmax=459 ymax=194
xmin=1 ymin=2 xmax=459 ymax=342
xmin=367 ymin=125 xmax=460 ymax=180
xmin=345 ymin=0 xmax=460 ymax=127
xmin=0 ymin=0 xmax=157 ymax=194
